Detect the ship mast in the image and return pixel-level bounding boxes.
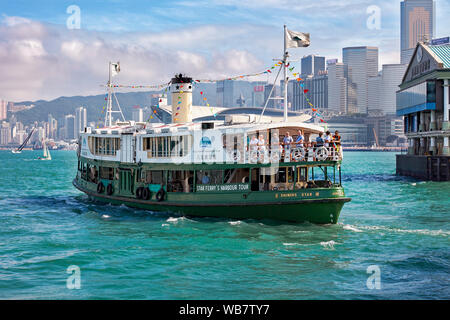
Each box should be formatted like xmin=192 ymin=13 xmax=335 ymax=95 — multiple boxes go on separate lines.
xmin=104 ymin=61 xmax=125 ymax=127
xmin=283 ymin=25 xmax=289 ymax=123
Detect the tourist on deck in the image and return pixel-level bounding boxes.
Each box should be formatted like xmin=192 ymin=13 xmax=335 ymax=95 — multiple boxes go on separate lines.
xmin=316 ymin=132 xmax=325 ymax=147
xmin=295 ymin=130 xmax=305 ymax=149
xmin=333 ymin=131 xmax=341 ymax=146
xmin=258 ymin=134 xmax=266 ymax=152
xmin=202 ymin=172 xmax=210 ymax=184
xmin=324 ymin=131 xmax=332 ymax=148
xmin=283 ymin=132 xmax=294 ymax=159
xmin=249 ymin=135 xmax=259 ymax=152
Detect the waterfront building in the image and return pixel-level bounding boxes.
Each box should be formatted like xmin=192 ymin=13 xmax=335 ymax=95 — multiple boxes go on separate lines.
xmin=401 ymin=0 xmax=436 ymax=64
xmin=75 ymin=107 xmax=87 ymax=139
xmin=301 ymin=55 xmax=326 ymax=76
xmin=251 ymin=82 xmax=266 ymax=108
xmin=396 ymin=41 xmax=450 ymax=180
xmin=343 ymin=46 xmax=379 ymax=114
xmin=0 ymin=122 xmax=11 ymax=145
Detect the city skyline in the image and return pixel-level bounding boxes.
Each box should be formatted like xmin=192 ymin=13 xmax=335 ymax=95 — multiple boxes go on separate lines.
xmin=1 ymin=0 xmax=450 ymax=102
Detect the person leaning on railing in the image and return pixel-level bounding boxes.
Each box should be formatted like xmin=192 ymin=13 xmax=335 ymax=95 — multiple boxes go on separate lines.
xmin=332 ymin=130 xmax=342 ymax=158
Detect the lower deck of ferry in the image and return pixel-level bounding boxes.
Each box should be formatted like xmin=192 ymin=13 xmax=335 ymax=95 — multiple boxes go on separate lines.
xmin=74 ymin=158 xmax=350 ymax=224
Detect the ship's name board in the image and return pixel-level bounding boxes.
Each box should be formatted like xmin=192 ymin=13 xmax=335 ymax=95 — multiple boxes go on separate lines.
xmin=196 ymin=183 xmax=249 ymax=193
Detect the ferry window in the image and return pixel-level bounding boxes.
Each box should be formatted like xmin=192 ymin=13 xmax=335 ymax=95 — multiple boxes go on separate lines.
xmin=89 ymin=137 xmax=120 ymax=156
xmin=297 ymin=167 xmax=307 ymax=182
xmin=100 ymin=167 xmax=114 ymax=180
xmin=224 ymin=168 xmax=249 ymax=184
xmin=144 ymin=170 xmax=165 ymax=185
xmin=275 ymin=168 xmax=286 ymax=183
xmin=144 ymin=135 xmax=192 ymax=158
xmin=197 ymin=170 xmax=222 ymax=185
xmin=168 ymin=170 xmax=194 ymax=193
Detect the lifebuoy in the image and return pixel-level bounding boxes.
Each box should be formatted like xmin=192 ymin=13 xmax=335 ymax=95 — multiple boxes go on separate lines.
xmin=227 ymin=149 xmax=241 ymax=162
xmin=106 ymin=184 xmax=114 ymax=196
xmin=249 ymin=150 xmax=258 ymax=163
xmin=292 ymin=148 xmax=306 ymax=161
xmin=136 ymin=187 xmax=143 ymax=199
xmin=315 ymin=147 xmax=329 ymax=161
xmin=97 ymin=182 xmax=105 ymax=194
xmin=271 ymin=151 xmax=280 ymax=163
xmin=142 ymin=187 xmax=150 ymax=200
xmin=156 ymin=188 xmax=165 ymax=202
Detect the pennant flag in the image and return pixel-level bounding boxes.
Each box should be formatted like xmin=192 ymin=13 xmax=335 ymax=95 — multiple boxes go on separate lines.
xmin=304 ymin=89 xmax=309 ymax=93
xmin=111 ymin=62 xmax=121 ymax=77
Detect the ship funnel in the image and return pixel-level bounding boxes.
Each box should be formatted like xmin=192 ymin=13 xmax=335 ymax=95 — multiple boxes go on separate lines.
xmin=171 ymin=74 xmax=193 ymax=123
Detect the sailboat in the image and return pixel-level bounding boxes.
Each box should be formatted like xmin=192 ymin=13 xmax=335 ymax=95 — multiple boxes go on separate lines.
xmin=38 ymin=139 xmax=52 ymax=161
xmin=12 ymin=128 xmax=35 ymax=154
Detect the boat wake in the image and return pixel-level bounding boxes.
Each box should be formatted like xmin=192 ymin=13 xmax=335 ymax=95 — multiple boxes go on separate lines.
xmin=341 ymin=223 xmax=450 ymax=237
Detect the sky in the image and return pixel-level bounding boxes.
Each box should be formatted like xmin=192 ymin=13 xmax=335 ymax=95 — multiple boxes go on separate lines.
xmin=1 ymin=0 xmax=449 ymax=102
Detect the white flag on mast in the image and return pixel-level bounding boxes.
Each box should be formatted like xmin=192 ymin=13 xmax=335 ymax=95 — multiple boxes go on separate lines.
xmin=111 ymin=62 xmax=121 ymax=77
xmin=285 ymin=29 xmax=310 ymax=48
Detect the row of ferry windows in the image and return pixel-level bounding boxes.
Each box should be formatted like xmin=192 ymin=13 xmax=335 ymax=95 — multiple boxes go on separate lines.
xmin=142 ymin=136 xmax=192 ymax=158
xmin=78 ymin=164 xmax=329 ymax=190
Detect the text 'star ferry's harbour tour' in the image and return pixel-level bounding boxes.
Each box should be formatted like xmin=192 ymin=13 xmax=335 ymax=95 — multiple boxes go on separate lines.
xmin=73 ymin=27 xmax=351 ymax=224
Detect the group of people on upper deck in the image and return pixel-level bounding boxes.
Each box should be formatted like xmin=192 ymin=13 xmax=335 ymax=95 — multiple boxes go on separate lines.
xmin=248 ymin=129 xmax=342 ymax=161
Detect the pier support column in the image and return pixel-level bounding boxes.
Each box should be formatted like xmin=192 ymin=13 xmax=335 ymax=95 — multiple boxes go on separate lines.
xmin=430 ymin=136 xmax=436 ymax=155
xmin=430 ymin=110 xmax=436 ymax=131
xmin=408 ymin=138 xmax=414 ymax=155
xmin=419 ymin=112 xmax=425 ymax=132
xmin=419 ymin=137 xmax=425 ymax=155
xmin=444 ymin=136 xmax=450 ymax=156
xmin=443 ymin=79 xmax=449 ymax=130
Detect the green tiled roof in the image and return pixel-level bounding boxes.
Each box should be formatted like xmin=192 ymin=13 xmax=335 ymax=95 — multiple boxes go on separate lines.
xmin=428 ymin=44 xmax=450 ymax=68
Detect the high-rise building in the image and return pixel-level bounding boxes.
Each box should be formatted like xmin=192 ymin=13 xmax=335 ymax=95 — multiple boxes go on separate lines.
xmin=64 ymin=115 xmax=76 ymax=140
xmin=343 ymin=46 xmax=379 ymax=114
xmin=292 ymin=74 xmax=328 ymax=111
xmin=0 ymin=100 xmax=7 ymax=120
xmin=380 ymin=64 xmax=408 ymax=115
xmin=368 ymin=74 xmax=382 ymax=112
xmin=132 ymin=108 xmax=144 ymax=122
xmin=48 ymin=114 xmax=58 ymax=139
xmin=301 ymin=55 xmax=326 ymax=76
xmin=401 ymin=0 xmax=436 ymax=64
xmin=327 ymin=62 xmax=351 ymax=113
xmin=75 ymin=107 xmax=87 ymax=139
xmin=0 ymin=122 xmax=11 ymax=145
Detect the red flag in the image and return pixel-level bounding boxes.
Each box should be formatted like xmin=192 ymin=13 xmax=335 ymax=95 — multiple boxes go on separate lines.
xmin=304 ymin=89 xmax=309 ymax=94
xmin=200 ymin=91 xmax=203 ymax=95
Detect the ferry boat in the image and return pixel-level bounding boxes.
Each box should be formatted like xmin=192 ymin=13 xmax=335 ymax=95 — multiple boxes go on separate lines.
xmin=73 ymin=27 xmax=351 ymax=224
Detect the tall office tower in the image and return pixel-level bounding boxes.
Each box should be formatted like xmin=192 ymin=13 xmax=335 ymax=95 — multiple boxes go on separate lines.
xmin=251 ymin=82 xmax=266 ymax=107
xmin=327 ymin=62 xmax=350 ymax=114
xmin=0 ymin=100 xmax=7 ymax=120
xmin=216 ymin=80 xmax=234 ymax=108
xmin=75 ymin=107 xmax=87 ymax=139
xmin=301 ymin=55 xmax=326 ymax=76
xmin=401 ymin=0 xmax=435 ymax=64
xmin=0 ymin=122 xmax=11 ymax=145
xmin=132 ymin=108 xmax=144 ymax=122
xmin=381 ymin=64 xmax=408 ymax=115
xmin=64 ymin=114 xmax=76 ymax=140
xmin=48 ymin=114 xmax=58 ymax=139
xmin=343 ymin=46 xmax=379 ymax=114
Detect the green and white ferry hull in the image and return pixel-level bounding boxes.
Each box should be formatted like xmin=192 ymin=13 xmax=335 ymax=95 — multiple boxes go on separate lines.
xmin=74 ymin=74 xmax=350 ymax=224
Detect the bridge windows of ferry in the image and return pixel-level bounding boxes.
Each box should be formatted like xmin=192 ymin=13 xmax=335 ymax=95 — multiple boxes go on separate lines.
xmin=88 ymin=136 xmax=120 ymax=156
xmin=143 ymin=135 xmax=193 ymax=159
xmin=167 ymin=170 xmax=194 ymax=193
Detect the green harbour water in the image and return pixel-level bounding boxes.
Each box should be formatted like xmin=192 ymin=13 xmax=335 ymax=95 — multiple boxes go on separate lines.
xmin=0 ymin=150 xmax=449 ymax=299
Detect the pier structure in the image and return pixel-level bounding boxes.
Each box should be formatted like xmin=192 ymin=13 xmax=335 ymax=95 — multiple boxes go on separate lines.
xmin=396 ymin=40 xmax=450 ymax=181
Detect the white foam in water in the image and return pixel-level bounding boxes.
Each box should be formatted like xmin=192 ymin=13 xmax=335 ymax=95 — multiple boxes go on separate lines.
xmin=283 ymin=243 xmax=299 ymax=246
xmin=101 ymin=214 xmax=110 ymax=218
xmin=166 ymin=217 xmax=184 ymax=223
xmin=411 ymin=183 xmax=417 ymax=186
xmin=343 ymin=224 xmax=363 ymax=232
xmin=161 ymin=224 xmax=169 ymax=227
xmin=228 ymin=221 xmax=242 ymax=225
xmin=320 ymin=240 xmax=338 ymax=249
